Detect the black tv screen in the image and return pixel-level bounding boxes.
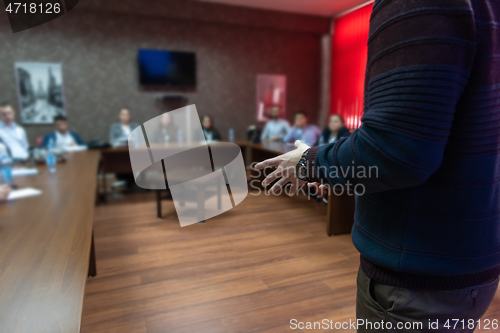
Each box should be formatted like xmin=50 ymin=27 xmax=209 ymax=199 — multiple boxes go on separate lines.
xmin=138 ymin=49 xmax=196 ymax=87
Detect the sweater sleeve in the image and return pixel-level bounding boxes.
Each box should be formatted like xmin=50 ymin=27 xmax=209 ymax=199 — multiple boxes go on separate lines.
xmin=109 ymin=124 xmax=118 ymax=146
xmin=72 ymin=132 xmax=85 ymax=145
xmin=39 ymin=134 xmax=49 ymax=148
xmin=309 ymin=0 xmax=477 ymax=193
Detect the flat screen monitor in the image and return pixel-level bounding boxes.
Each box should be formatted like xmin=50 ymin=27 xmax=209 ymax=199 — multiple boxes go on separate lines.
xmin=138 ymin=49 xmax=196 ymax=88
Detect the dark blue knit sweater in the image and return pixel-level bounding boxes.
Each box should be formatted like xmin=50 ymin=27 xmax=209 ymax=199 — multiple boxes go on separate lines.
xmin=307 ymin=0 xmax=500 ymax=289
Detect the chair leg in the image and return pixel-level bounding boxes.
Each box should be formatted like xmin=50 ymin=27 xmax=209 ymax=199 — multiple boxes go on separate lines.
xmin=156 ymin=191 xmax=162 ymax=219
xmin=197 ymin=190 xmax=205 ymax=222
xmin=88 ymin=231 xmax=97 ymax=277
xmin=217 ymin=182 xmax=221 ymax=210
xmin=102 ymin=172 xmax=107 ymax=203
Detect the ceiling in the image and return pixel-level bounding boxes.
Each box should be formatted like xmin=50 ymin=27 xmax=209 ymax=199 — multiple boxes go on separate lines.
xmin=197 ymin=0 xmax=371 ymax=17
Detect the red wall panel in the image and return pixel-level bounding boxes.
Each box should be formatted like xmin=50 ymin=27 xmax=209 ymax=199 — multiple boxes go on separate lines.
xmin=330 ymin=2 xmax=373 ymax=130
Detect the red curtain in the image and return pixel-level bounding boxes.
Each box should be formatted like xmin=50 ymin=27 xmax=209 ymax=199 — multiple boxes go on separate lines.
xmin=330 ymin=2 xmax=373 ymax=130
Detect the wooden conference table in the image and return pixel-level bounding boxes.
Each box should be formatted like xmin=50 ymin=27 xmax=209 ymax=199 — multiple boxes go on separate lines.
xmin=101 ymin=141 xmax=356 ymax=236
xmin=0 ymin=143 xmax=354 ymax=333
xmin=0 ymin=151 xmax=100 ymax=333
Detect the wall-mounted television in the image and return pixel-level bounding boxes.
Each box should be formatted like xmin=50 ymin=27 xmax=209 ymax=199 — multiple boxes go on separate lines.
xmin=138 ymin=49 xmax=196 ymax=88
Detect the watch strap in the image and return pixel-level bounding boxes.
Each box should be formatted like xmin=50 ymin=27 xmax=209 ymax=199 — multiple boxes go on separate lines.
xmin=297 ymin=148 xmax=311 ymax=182
xmin=305 ymin=146 xmax=320 ymax=183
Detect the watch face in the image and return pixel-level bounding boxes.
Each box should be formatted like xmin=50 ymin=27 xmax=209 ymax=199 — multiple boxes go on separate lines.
xmin=298 ymin=164 xmax=308 ymax=180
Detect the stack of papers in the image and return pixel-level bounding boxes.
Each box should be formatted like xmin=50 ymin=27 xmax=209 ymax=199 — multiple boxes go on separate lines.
xmin=64 ymin=145 xmax=88 ymax=152
xmin=12 ymin=168 xmax=38 ymax=177
xmin=7 ymin=188 xmax=42 ymax=201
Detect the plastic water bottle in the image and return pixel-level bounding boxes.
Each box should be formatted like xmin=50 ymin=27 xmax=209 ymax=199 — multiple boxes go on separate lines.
xmin=177 ymin=128 xmax=184 ymax=145
xmin=46 ymin=139 xmax=57 ymax=173
xmin=0 ymin=154 xmax=13 ymax=185
xmin=228 ymin=128 xmax=235 ymax=143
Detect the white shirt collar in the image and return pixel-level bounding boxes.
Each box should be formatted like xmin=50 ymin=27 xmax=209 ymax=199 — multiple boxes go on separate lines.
xmin=0 ymin=121 xmax=17 ymax=129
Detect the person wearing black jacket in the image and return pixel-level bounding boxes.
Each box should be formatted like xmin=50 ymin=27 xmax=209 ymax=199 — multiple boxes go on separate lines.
xmin=200 ymin=115 xmax=222 ymax=142
xmin=317 ymin=114 xmax=351 ymax=146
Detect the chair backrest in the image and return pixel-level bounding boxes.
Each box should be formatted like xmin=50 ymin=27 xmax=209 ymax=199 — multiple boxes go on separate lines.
xmin=246 ymin=125 xmax=261 ymax=143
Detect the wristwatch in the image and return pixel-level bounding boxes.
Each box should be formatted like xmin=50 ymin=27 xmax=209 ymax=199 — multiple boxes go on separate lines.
xmin=296 ymin=148 xmax=311 ymax=182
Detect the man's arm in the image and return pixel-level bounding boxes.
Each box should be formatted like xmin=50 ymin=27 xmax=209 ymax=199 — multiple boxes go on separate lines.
xmin=109 ymin=124 xmax=118 ymax=146
xmin=308 ymin=0 xmax=476 ymax=193
xmin=261 ymin=123 xmax=270 ymax=141
xmin=282 ymin=121 xmax=291 ymax=136
xmin=72 ymin=132 xmax=85 ymax=145
xmin=20 ymin=126 xmax=29 ymax=150
xmin=39 ymin=134 xmax=49 ymax=148
xmin=269 ymin=121 xmax=290 ymax=141
xmin=283 ymin=128 xmax=294 ymax=144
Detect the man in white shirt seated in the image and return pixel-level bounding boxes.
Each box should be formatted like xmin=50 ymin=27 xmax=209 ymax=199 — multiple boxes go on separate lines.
xmin=0 ymin=102 xmax=29 ymax=161
xmin=40 ymin=115 xmax=85 ymax=149
xmin=261 ymin=106 xmax=290 ymax=142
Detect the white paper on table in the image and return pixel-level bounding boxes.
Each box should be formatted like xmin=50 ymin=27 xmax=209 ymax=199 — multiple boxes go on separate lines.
xmin=7 ymin=188 xmax=42 ymax=201
xmin=12 ymin=168 xmax=38 ymax=177
xmin=64 ymin=145 xmax=87 ymax=152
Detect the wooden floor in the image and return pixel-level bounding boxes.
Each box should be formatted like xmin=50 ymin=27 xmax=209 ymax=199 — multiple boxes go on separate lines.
xmin=81 ymin=191 xmax=500 ymax=333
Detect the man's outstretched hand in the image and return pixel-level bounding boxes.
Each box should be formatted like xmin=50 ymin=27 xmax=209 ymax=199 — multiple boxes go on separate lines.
xmin=255 ymin=140 xmax=310 ymax=197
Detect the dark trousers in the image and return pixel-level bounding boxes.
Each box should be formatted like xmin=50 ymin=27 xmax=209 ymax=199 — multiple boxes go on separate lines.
xmin=356 ymin=267 xmax=499 ymax=333
xmin=116 ymin=173 xmax=135 ymax=187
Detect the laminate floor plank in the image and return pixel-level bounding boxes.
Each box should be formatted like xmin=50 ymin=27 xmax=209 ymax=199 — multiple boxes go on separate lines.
xmin=81 ymin=192 xmax=500 ymax=332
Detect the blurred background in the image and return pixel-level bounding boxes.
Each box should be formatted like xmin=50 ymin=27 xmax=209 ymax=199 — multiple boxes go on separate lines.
xmin=0 ymin=0 xmax=371 ymax=145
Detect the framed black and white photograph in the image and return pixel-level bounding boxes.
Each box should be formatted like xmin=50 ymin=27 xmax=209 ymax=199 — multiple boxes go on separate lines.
xmin=14 ymin=62 xmax=66 ymax=124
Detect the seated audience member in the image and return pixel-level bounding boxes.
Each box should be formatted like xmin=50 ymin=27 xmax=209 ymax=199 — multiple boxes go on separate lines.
xmin=317 ymin=114 xmax=351 ymax=145
xmin=109 ymin=108 xmax=139 ymax=147
xmin=109 ymin=108 xmax=139 ymax=189
xmin=0 ymin=102 xmax=29 ymax=161
xmin=40 ymin=115 xmax=85 ymax=149
xmin=151 ymin=113 xmax=178 ymax=143
xmin=261 ymin=106 xmax=290 ymax=142
xmin=201 ymin=115 xmax=222 ymax=142
xmin=283 ymin=111 xmax=321 ymax=147
xmin=247 ymin=125 xmax=261 ymax=144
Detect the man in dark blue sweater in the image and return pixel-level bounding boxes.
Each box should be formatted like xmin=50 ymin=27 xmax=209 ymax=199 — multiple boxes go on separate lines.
xmin=256 ymin=0 xmax=500 ymax=331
